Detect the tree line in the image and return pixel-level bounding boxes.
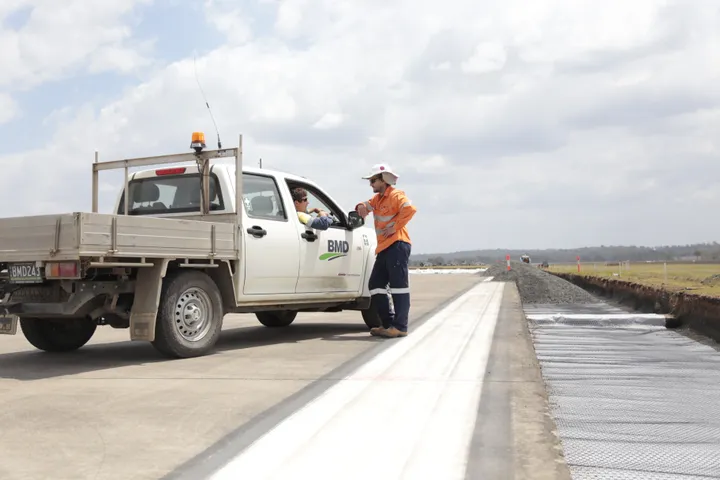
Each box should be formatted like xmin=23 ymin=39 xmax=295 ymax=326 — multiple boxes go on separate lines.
xmin=411 ymin=242 xmax=720 ymax=266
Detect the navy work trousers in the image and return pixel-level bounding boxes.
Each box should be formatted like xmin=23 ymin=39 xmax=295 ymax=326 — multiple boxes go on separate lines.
xmin=368 ymin=240 xmax=412 ymax=332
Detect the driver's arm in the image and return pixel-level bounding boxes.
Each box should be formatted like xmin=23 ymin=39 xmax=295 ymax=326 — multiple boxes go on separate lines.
xmin=298 ymin=211 xmax=332 ymax=231
xmin=312 ymin=207 xmax=329 ymax=217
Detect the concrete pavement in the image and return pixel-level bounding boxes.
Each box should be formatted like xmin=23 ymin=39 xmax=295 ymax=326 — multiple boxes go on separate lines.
xmin=0 ymin=274 xmax=569 ymax=480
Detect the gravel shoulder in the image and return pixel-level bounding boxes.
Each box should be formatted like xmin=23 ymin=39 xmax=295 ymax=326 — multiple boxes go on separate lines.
xmin=484 ymin=262 xmax=599 ymax=304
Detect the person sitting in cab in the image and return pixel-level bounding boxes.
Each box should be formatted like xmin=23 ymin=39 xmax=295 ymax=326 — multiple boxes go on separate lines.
xmin=292 ymin=187 xmax=332 ymax=230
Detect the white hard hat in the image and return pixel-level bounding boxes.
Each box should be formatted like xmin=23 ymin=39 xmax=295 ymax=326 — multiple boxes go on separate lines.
xmin=361 ymin=163 xmax=399 ymax=185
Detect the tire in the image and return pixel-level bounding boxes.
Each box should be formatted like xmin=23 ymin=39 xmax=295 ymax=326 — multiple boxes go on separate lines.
xmin=256 ymin=310 xmax=297 ymax=327
xmin=152 ymin=270 xmax=224 ymax=359
xmin=361 ymin=307 xmax=382 ymax=329
xmin=20 ymin=317 xmax=97 ymax=353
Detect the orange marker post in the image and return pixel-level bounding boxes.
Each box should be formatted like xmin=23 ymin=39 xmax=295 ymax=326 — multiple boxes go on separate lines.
xmin=506 ymin=254 xmax=511 ymax=271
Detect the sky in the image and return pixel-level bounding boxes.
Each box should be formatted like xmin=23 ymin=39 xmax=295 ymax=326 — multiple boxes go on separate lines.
xmin=0 ymin=0 xmax=719 ymax=255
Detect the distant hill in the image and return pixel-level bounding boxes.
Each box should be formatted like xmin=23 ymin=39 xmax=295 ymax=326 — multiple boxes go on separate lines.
xmin=410 ymin=242 xmax=720 ymax=266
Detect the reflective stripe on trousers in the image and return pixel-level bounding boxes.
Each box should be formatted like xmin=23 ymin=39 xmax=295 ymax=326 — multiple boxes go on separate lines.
xmin=370 ymin=287 xmax=410 ymax=295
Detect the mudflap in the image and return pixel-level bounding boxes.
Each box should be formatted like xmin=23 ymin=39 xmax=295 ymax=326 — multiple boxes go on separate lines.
xmin=129 ymin=260 xmax=170 ymax=341
xmin=0 ymin=314 xmax=18 ymax=335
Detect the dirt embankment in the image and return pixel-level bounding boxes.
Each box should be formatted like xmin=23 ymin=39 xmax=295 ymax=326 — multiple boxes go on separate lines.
xmin=551 ymin=272 xmax=720 ymax=341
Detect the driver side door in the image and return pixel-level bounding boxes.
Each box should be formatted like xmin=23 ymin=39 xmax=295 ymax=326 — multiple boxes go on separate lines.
xmin=289 ymin=182 xmax=365 ymax=294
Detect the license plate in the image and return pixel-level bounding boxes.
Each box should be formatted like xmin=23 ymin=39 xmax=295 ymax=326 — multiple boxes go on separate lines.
xmin=9 ymin=262 xmax=43 ymax=284
xmin=0 ymin=315 xmax=18 ymax=335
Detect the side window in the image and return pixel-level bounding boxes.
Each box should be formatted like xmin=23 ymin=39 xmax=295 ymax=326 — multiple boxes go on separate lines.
xmin=242 ymin=174 xmax=287 ymax=221
xmin=288 ymin=182 xmax=344 ymax=228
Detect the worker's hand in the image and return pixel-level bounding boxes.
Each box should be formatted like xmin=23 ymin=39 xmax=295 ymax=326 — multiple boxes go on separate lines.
xmin=356 ymin=204 xmax=368 ymax=218
xmin=382 ymin=226 xmax=396 ymax=238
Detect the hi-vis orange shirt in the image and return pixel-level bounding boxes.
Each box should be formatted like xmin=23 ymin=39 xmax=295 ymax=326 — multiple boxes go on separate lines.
xmin=358 ymin=186 xmax=417 ymax=254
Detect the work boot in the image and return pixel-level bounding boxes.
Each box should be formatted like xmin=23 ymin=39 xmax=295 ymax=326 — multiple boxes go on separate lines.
xmin=370 ymin=327 xmax=387 ymax=336
xmin=378 ymin=327 xmax=408 ymax=338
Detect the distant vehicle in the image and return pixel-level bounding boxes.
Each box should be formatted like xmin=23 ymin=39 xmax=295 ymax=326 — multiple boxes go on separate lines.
xmin=520 ymin=254 xmax=531 ymax=264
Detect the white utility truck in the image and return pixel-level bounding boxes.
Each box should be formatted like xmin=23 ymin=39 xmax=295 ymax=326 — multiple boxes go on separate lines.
xmin=0 ymin=133 xmax=382 ymax=358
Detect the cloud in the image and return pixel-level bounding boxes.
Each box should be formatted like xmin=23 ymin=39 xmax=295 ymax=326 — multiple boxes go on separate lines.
xmin=0 ymin=0 xmax=719 ymax=254
xmin=0 ymin=1 xmax=153 ymax=90
xmin=0 ymin=93 xmax=18 ymax=124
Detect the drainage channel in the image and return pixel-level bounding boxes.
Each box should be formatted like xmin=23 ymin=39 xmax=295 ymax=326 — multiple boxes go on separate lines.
xmin=525 ymin=302 xmax=720 ymax=479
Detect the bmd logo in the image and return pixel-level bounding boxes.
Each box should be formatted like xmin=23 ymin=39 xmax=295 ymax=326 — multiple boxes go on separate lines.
xmin=319 ymin=240 xmax=349 ymax=261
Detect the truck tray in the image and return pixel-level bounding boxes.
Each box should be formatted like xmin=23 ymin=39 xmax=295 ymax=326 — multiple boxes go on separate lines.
xmin=0 ymin=212 xmax=236 ymax=262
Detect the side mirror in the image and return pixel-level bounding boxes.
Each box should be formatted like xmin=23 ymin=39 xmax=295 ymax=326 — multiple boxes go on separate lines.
xmin=347 ymin=211 xmax=364 ymax=230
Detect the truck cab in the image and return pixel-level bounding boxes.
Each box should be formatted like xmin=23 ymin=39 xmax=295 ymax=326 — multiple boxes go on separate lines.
xmin=113 ymin=163 xmax=377 ymax=300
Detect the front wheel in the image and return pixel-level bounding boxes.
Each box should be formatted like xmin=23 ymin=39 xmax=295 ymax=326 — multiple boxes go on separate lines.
xmin=20 ymin=317 xmax=97 ymax=353
xmin=152 ymin=270 xmax=224 ymax=359
xmin=256 ymin=310 xmax=297 ymax=327
xmin=361 ymin=307 xmax=382 ymax=329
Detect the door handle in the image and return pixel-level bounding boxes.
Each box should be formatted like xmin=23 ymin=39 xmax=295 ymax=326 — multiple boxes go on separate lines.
xmin=301 ymin=231 xmax=317 ymax=242
xmin=247 ymin=226 xmax=267 ymax=237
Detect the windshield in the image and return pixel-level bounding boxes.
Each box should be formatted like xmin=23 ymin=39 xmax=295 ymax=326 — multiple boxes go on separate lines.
xmin=117 ymin=173 xmax=225 ymax=215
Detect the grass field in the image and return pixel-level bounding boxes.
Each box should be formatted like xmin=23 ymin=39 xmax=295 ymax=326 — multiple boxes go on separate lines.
xmin=547 ymin=262 xmax=720 ymax=297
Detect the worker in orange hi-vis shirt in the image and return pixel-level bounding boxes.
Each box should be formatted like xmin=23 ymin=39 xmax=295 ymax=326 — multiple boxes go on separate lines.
xmin=355 ymin=164 xmax=417 ymax=338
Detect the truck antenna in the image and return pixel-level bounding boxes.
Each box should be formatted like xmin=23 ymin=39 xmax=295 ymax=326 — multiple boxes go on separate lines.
xmin=193 ymin=53 xmax=222 ymax=149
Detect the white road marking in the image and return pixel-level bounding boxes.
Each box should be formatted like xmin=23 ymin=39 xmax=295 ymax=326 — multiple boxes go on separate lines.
xmin=526 ymin=313 xmax=668 ymax=328
xmin=209 ymin=282 xmax=505 ymax=480
xmin=526 ymin=314 xmax=667 ymax=321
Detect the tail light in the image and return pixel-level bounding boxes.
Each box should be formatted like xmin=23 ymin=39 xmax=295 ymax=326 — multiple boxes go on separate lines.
xmin=45 ymin=261 xmax=80 ymax=279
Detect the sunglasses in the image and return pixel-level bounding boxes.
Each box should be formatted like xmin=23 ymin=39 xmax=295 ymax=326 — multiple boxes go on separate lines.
xmin=370 ymin=176 xmax=382 ymax=183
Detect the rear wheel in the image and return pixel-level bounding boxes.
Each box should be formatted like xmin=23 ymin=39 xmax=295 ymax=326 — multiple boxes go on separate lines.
xmin=152 ymin=270 xmax=224 ymax=359
xmin=256 ymin=310 xmax=297 ymax=327
xmin=20 ymin=317 xmax=97 ymax=352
